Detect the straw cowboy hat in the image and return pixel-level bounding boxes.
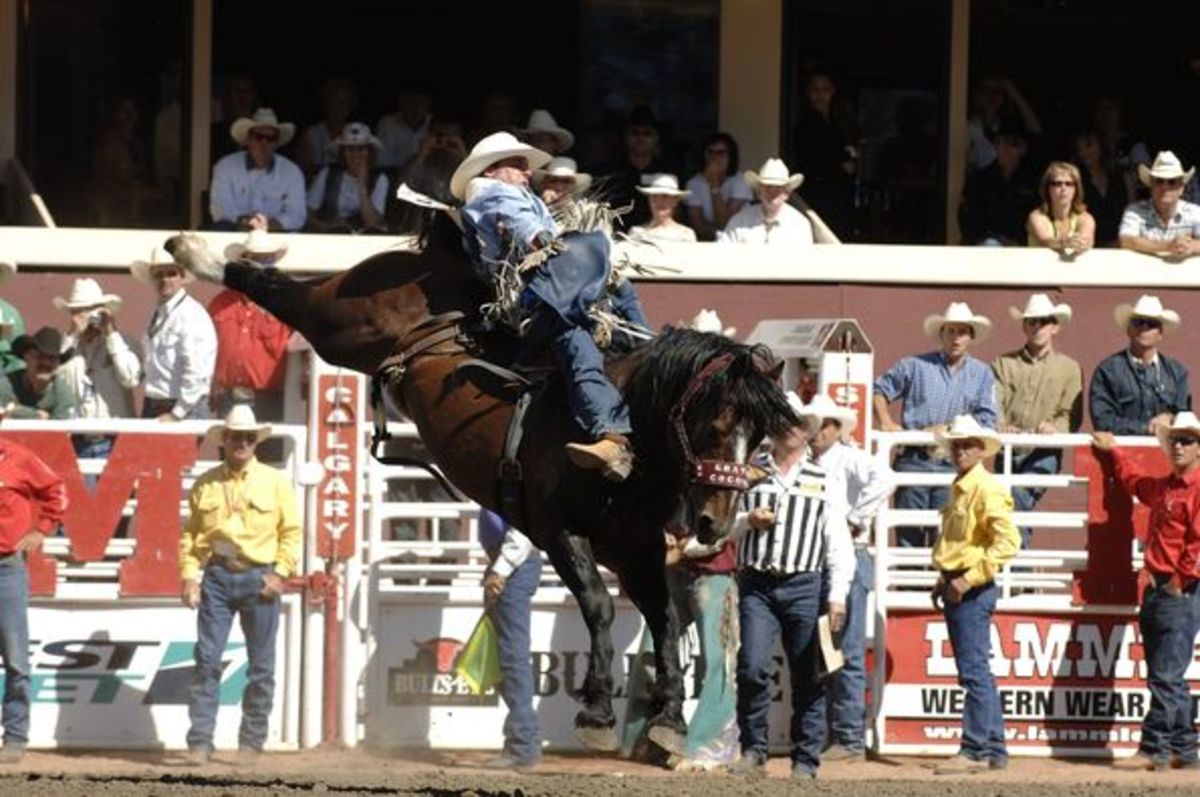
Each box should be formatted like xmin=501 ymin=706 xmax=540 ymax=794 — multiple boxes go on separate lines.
xmin=517 ymin=109 xmax=575 ymax=152
xmin=799 ymin=393 xmax=858 ymax=438
xmin=224 ymin=228 xmax=289 ymax=263
xmin=450 ymin=132 xmax=552 ymax=201
xmin=636 ymin=173 xmax=690 ymax=197
xmin=689 ymin=308 xmax=737 ymax=338
xmin=130 ymin=247 xmax=194 ymax=286
xmin=53 ymin=278 xmax=123 ymax=313
xmin=1114 ymin=294 xmax=1180 ymax=334
xmin=0 ymin=260 xmax=14 ymax=285
xmin=935 ymin=414 xmax=1002 ymax=458
xmin=922 ymin=301 xmax=992 ymax=342
xmin=533 ymin=156 xmax=592 ymax=194
xmin=1008 ymin=293 xmax=1072 ymax=326
xmin=1137 ymin=150 xmax=1195 ymax=188
xmin=1155 ymin=411 xmax=1200 ymax=448
xmin=744 ymin=158 xmax=804 ymax=192
xmin=207 ymin=404 xmax=272 ymax=445
xmin=230 ymin=107 xmax=296 ymax=148
xmin=328 ymin=121 xmax=381 ymax=153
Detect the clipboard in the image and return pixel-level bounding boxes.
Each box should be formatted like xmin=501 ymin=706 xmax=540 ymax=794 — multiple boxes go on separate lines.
xmin=814 ymin=613 xmax=845 ymax=683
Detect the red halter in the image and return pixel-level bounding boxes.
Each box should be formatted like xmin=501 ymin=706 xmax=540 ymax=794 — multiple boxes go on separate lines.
xmin=667 ymin=353 xmax=762 ymax=491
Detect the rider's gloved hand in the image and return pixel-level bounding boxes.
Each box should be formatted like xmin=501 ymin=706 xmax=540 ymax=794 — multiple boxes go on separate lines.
xmin=530 ymin=230 xmax=554 ymax=251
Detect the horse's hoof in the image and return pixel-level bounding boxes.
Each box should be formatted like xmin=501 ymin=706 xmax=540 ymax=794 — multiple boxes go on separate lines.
xmin=646 ymin=724 xmax=687 ymax=756
xmin=574 ymin=724 xmax=619 ymax=751
xmin=166 ymin=233 xmax=226 ymax=284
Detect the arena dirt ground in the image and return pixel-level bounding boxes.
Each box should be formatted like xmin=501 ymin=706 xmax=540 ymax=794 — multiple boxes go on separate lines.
xmin=0 ymin=748 xmax=1197 ymax=796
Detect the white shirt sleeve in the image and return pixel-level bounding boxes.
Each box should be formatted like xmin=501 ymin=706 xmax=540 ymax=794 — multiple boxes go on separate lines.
xmin=106 ymin=332 xmax=143 ymax=389
xmin=170 ymin=301 xmax=217 ymax=419
xmin=846 ymin=446 xmax=895 ymax=530
xmin=823 ymin=506 xmax=855 ymax=605
xmin=490 ymin=527 xmax=535 ymax=579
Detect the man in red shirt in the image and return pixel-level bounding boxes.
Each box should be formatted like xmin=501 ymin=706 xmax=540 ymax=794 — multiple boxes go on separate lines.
xmin=1093 ymin=411 xmax=1200 ymax=772
xmin=0 ymin=436 xmax=66 ymax=762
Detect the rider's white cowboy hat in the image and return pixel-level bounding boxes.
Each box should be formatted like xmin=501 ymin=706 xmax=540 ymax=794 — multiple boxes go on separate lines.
xmin=922 ymin=301 xmax=992 ymax=342
xmin=328 ymin=121 xmax=382 ymax=153
xmin=53 ymin=278 xmax=124 ymax=313
xmin=1137 ymin=150 xmax=1195 ymax=188
xmin=516 ymin=109 xmax=575 ymax=153
xmin=1114 ymin=294 xmax=1180 ymax=334
xmin=533 ymin=156 xmax=592 ymax=194
xmin=130 ymin=247 xmax=195 ymax=286
xmin=450 ymin=132 xmax=552 ymax=201
xmin=207 ymin=403 xmax=272 ymax=445
xmin=935 ymin=414 xmax=1002 ymax=458
xmin=636 ymin=173 xmax=690 ymax=197
xmin=1008 ymin=293 xmax=1072 ymax=326
xmin=224 ymin=228 xmax=290 ymax=263
xmin=743 ymin=158 xmax=804 ymax=193
xmin=0 ymin=260 xmax=14 ymax=285
xmin=1156 ymin=411 xmax=1200 ymax=448
xmin=230 ymin=108 xmax=296 ymax=148
xmin=689 ymin=308 xmax=736 ymax=338
xmin=799 ymin=393 xmax=858 ymax=439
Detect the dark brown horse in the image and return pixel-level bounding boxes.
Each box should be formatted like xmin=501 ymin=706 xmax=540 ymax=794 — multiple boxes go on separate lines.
xmin=166 ymin=215 xmax=796 ymax=753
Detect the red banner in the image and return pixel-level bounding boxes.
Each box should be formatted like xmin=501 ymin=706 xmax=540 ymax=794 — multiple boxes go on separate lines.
xmin=314 ymin=375 xmax=360 ymax=560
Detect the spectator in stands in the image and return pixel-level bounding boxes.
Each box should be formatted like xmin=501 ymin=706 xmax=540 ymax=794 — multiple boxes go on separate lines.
xmin=1073 ymin=130 xmax=1127 ymax=247
xmin=209 ymin=108 xmax=306 ymax=232
xmin=597 ymin=104 xmax=672 ymax=229
xmin=376 ymin=88 xmax=433 ymax=170
xmin=929 ymin=415 xmax=1019 ymax=775
xmin=1118 ymin=151 xmax=1200 ymax=260
xmin=874 ymin=302 xmax=998 ymax=547
xmin=180 ymin=405 xmax=300 ymax=766
xmin=516 ymin=109 xmax=574 ymax=156
xmin=1092 ymin=414 xmax=1200 ymax=772
xmin=0 ymin=436 xmax=65 ymax=764
xmin=0 ymin=260 xmax=25 ymax=374
xmin=296 ymin=77 xmax=359 ymax=176
xmin=92 ymin=96 xmax=154 ymax=227
xmin=958 ymin=124 xmax=1038 ymax=246
xmin=305 ymin=122 xmax=388 ymax=234
xmin=1 ymin=327 xmax=74 ymax=419
xmin=152 ymin=60 xmax=182 ymax=211
xmin=992 ymin=294 xmax=1083 ymax=550
xmin=1027 ymin=162 xmax=1095 ymax=256
xmin=792 ymin=69 xmax=860 ymax=239
xmin=1090 ymin=294 xmax=1190 ymax=436
xmin=685 ymin=132 xmax=751 ymax=241
xmin=387 ymin=119 xmax=467 ymax=233
xmin=801 ymin=395 xmax=892 ymax=762
xmin=719 ymin=158 xmax=813 ymax=245
xmin=966 ymin=74 xmax=1042 ymax=174
xmin=210 ymin=73 xmax=259 ymax=163
xmin=533 ymin=156 xmax=591 ymax=213
xmin=1093 ymin=95 xmax=1150 ymax=200
xmin=133 ymin=248 xmax=217 ymax=421
xmin=629 ymin=174 xmax=696 ymax=243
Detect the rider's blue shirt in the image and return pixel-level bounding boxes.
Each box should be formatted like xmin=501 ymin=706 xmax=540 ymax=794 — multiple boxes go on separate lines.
xmin=461 ymin=178 xmax=559 ymax=271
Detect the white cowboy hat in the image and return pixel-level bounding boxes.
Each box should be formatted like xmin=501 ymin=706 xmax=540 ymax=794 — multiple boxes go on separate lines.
xmin=1008 ymin=293 xmax=1072 ymax=326
xmin=130 ymin=247 xmax=195 ymax=286
xmin=1114 ymin=294 xmax=1181 ymax=334
xmin=516 ymin=109 xmax=575 ymax=152
xmin=224 ymin=228 xmax=290 ymax=263
xmin=935 ymin=414 xmax=1002 ymax=458
xmin=922 ymin=301 xmax=992 ymax=342
xmin=206 ymin=403 xmax=272 ymax=445
xmin=0 ymin=260 xmax=14 ymax=285
xmin=450 ymin=132 xmax=552 ymax=201
xmin=1137 ymin=150 xmax=1195 ymax=188
xmin=328 ymin=121 xmax=381 ymax=153
xmin=743 ymin=158 xmax=804 ymax=192
xmin=799 ymin=393 xmax=858 ymax=438
xmin=636 ymin=173 xmax=690 ymax=197
xmin=53 ymin=278 xmax=124 ymax=313
xmin=230 ymin=107 xmax=296 ymax=148
xmin=1156 ymin=411 xmax=1200 ymax=448
xmin=533 ymin=156 xmax=592 ymax=194
xmin=689 ymin=308 xmax=736 ymax=337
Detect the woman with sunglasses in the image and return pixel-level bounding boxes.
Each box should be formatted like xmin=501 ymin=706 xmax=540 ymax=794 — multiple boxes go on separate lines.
xmin=1027 ymin=161 xmax=1095 ymax=255
xmin=685 ymin=132 xmax=750 ymax=241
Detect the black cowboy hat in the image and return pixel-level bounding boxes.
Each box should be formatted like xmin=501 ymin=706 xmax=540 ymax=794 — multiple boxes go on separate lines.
xmin=12 ymin=326 xmax=64 ymax=359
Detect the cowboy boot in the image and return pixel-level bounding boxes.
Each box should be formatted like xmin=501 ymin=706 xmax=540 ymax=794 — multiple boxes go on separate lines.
xmin=565 ymin=433 xmax=633 ymax=481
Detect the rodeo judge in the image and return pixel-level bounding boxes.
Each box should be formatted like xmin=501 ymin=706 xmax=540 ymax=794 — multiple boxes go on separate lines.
xmin=180 ymin=405 xmax=301 ymax=765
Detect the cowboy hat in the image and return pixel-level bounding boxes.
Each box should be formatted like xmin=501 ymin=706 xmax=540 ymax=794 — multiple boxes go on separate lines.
xmin=1155 ymin=411 xmax=1200 ymax=448
xmin=689 ymin=308 xmax=736 ymax=338
xmin=799 ymin=393 xmax=859 ymax=438
xmin=744 ymin=158 xmax=804 ymax=192
xmin=224 ymin=228 xmax=290 ymax=263
xmin=206 ymin=403 xmax=272 ymax=445
xmin=636 ymin=173 xmax=690 ymax=197
xmin=516 ymin=109 xmax=575 ymax=153
xmin=12 ymin=326 xmax=64 ymax=359
xmin=130 ymin=247 xmax=195 ymax=286
xmin=53 ymin=278 xmax=123 ymax=313
xmin=0 ymin=260 xmax=14 ymax=285
xmin=533 ymin=156 xmax=592 ymax=194
xmin=935 ymin=414 xmax=1002 ymax=458
xmin=328 ymin=121 xmax=381 ymax=153
xmin=1008 ymin=293 xmax=1072 ymax=326
xmin=1114 ymin=294 xmax=1180 ymax=334
xmin=922 ymin=301 xmax=992 ymax=342
xmin=449 ymin=132 xmax=552 ymax=201
xmin=1137 ymin=150 xmax=1195 ymax=188
xmin=230 ymin=108 xmax=296 ymax=148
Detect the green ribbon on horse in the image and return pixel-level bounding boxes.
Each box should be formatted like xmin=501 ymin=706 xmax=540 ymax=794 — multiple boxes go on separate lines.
xmin=454 ymin=613 xmax=502 ymax=695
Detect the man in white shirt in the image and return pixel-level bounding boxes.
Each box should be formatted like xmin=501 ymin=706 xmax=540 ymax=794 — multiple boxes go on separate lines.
xmin=209 ymin=108 xmax=306 ymax=232
xmin=719 ymin=158 xmax=814 ymax=245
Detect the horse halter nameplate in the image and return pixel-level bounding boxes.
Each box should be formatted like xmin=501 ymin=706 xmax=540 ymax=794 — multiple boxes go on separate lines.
xmin=669 ymin=352 xmax=758 ymax=490
xmin=691 ymin=459 xmax=762 ymax=491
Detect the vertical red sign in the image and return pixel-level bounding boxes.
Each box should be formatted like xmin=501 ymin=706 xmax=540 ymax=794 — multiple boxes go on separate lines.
xmin=315 ymin=375 xmax=360 ymax=560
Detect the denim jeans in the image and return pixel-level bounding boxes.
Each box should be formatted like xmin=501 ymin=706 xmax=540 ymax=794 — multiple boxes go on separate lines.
xmin=609 ymin=279 xmax=649 ymax=328
xmin=1005 ymin=448 xmax=1061 ymax=550
xmin=0 ymin=558 xmax=30 ymax=748
xmin=493 ymin=553 xmax=543 ymax=763
xmin=737 ymin=569 xmax=825 ymax=773
xmin=1138 ymin=583 xmax=1200 ymax=763
xmin=943 ymin=581 xmax=1006 ymax=764
xmin=828 ymin=547 xmax=872 ymax=751
xmin=893 ymin=450 xmax=952 ymax=547
xmin=187 ymin=564 xmax=280 ymax=752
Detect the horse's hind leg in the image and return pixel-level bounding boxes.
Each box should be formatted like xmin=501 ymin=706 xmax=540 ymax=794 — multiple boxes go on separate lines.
xmin=543 ymin=532 xmax=618 ymax=751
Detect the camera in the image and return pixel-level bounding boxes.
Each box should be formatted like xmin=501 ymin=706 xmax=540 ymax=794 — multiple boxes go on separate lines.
xmin=87 ymin=309 xmax=105 ymax=328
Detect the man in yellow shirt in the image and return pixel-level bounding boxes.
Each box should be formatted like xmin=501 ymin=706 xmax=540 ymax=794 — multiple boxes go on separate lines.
xmin=180 ymin=405 xmax=301 ymax=765
xmin=930 ymin=415 xmax=1020 ymax=775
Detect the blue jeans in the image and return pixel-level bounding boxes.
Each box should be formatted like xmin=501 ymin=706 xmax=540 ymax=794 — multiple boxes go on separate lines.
xmin=828 ymin=547 xmax=872 ymax=751
xmin=737 ymin=569 xmax=825 ymax=773
xmin=493 ymin=553 xmax=543 ymax=763
xmin=73 ymin=435 xmax=114 ymax=492
xmin=1138 ymin=583 xmax=1200 ymax=763
xmin=1005 ymin=448 xmax=1060 ymax=551
xmin=0 ymin=558 xmax=30 ymax=748
xmin=893 ymin=450 xmax=952 ymax=547
xmin=187 ymin=564 xmax=280 ymax=752
xmin=943 ymin=582 xmax=1006 ymax=764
